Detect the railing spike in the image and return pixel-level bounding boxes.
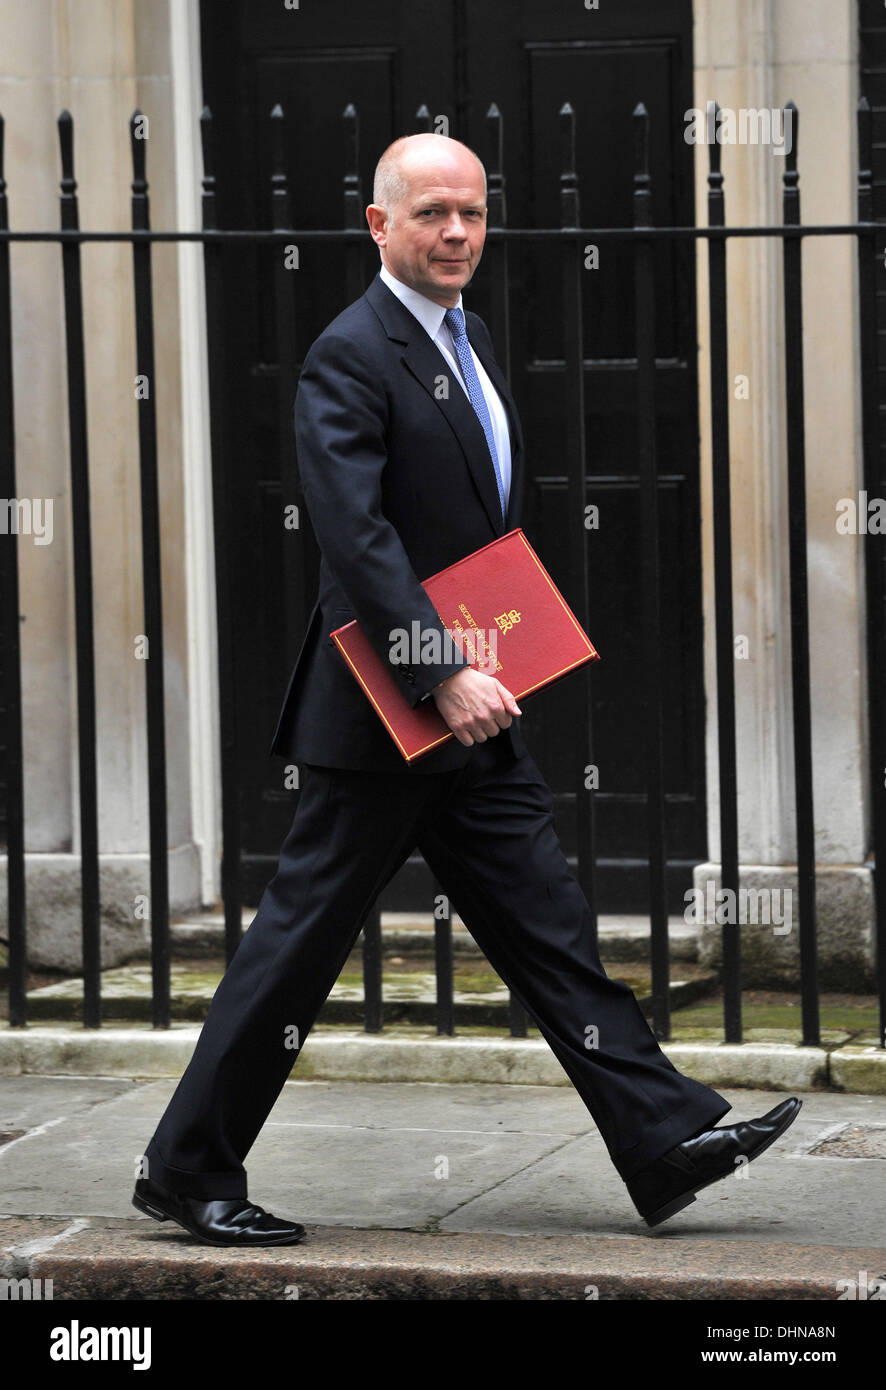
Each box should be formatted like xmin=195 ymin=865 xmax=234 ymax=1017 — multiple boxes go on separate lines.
xmin=129 ymin=109 xmax=147 ymax=188
xmin=57 ymin=110 xmax=75 ymax=186
xmin=784 ymin=99 xmax=798 ymax=172
xmin=707 ymin=99 xmax=722 ymax=177
xmin=559 ymin=102 xmax=579 ymax=228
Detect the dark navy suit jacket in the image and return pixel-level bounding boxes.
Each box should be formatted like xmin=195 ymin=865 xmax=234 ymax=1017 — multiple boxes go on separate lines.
xmin=268 ymin=271 xmax=529 ymax=774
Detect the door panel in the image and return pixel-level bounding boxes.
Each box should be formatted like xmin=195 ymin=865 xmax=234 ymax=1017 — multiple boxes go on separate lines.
xmin=199 ymin=0 xmax=703 ymax=911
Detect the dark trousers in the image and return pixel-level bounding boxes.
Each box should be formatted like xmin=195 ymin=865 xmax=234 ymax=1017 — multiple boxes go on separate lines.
xmin=143 ymin=737 xmax=731 ymax=1199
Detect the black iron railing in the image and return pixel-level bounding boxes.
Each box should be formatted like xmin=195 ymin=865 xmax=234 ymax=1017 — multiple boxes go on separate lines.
xmin=1 ymin=99 xmax=884 ymax=1053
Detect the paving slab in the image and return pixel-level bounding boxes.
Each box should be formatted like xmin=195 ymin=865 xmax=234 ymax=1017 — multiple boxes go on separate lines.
xmin=0 ymin=1077 xmax=883 ymax=1240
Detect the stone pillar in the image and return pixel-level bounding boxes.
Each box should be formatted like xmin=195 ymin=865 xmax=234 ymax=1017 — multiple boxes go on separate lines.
xmin=691 ymin=0 xmax=874 ymax=986
xmin=0 ymin=0 xmax=205 ymax=968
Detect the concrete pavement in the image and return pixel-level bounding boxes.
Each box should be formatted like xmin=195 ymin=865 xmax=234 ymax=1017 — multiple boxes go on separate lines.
xmin=1 ymin=1073 xmax=885 ymax=1299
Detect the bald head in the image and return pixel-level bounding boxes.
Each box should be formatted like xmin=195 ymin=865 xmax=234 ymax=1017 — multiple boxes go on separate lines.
xmin=366 ymin=132 xmax=488 ymax=307
xmin=372 ymin=133 xmax=486 ymax=225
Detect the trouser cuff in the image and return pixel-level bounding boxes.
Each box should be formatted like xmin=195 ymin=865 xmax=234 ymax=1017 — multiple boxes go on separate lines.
xmin=142 ymin=1140 xmax=249 ymax=1200
xmin=613 ymin=1095 xmax=733 ymax=1181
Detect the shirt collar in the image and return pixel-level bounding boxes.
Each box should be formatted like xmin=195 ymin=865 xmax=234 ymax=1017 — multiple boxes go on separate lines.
xmin=378 ymin=263 xmax=463 ymax=340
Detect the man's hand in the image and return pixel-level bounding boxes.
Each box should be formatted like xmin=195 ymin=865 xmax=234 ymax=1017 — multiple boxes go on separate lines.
xmin=430 ymin=668 xmax=522 ymax=746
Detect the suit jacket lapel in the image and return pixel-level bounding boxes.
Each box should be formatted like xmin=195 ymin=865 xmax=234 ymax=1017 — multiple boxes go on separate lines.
xmin=365 ymin=274 xmax=518 ymax=538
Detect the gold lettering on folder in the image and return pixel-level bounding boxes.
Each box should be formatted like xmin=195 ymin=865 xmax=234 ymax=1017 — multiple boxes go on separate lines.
xmin=494 ymin=609 xmax=522 ymax=634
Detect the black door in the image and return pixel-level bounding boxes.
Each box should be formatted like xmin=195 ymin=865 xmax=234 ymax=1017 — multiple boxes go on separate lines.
xmin=199 ymin=0 xmax=704 ymax=913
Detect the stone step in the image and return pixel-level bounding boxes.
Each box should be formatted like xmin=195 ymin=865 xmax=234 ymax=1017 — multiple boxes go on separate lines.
xmin=23 ymin=963 xmax=718 ymax=1027
xmin=163 ymin=909 xmax=699 ymax=963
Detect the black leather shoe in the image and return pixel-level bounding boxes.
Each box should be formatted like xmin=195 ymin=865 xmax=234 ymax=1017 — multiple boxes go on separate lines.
xmin=133 ymin=1175 xmax=307 ymax=1247
xmin=626 ymin=1096 xmax=803 ymax=1228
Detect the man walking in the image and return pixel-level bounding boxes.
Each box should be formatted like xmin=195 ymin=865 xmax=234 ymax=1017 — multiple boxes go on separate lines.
xmin=134 ymin=132 xmax=800 ymax=1246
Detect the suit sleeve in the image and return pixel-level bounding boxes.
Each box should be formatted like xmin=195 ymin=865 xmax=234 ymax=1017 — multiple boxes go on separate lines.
xmin=293 ymin=327 xmax=471 ymax=707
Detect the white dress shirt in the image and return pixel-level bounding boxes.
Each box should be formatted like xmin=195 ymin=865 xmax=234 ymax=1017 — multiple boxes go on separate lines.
xmin=378 ymin=263 xmax=512 ymax=513
xmin=378 ymin=263 xmax=512 ymax=703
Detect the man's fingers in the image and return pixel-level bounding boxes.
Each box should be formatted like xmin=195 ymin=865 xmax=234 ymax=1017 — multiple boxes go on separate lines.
xmin=495 ymin=681 xmax=522 ymax=716
xmin=433 ymin=671 xmax=522 ymax=743
xmin=466 ymin=709 xmax=508 ymax=739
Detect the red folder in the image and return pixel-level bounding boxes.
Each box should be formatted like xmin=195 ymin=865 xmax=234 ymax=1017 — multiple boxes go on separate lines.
xmin=330 ymin=527 xmax=601 ymax=762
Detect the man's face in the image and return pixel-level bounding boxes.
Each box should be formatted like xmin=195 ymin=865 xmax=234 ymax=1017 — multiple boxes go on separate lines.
xmin=367 ymin=155 xmax=487 ymax=307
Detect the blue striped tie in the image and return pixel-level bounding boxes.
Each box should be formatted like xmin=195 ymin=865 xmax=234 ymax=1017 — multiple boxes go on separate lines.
xmin=444 ymin=306 xmax=507 ymax=525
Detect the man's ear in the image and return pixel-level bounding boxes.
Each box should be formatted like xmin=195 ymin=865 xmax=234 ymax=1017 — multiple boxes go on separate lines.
xmin=365 ymin=203 xmax=389 ymax=247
